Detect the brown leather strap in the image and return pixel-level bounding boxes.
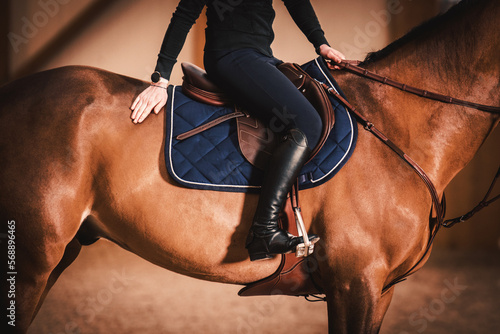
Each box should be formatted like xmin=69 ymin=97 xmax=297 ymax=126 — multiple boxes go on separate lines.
xmin=319 ymin=81 xmax=444 ymax=221
xmin=335 ymin=59 xmax=500 ymax=226
xmin=176 ymin=110 xmax=247 ymax=140
xmin=336 ymin=61 xmax=500 ymax=114
xmin=443 ymin=166 xmax=500 ymax=228
xmin=318 ymin=82 xmax=445 ymax=293
xmin=320 ymin=70 xmax=499 ymax=293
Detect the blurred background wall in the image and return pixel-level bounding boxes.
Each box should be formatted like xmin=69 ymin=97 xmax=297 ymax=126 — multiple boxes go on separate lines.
xmin=2 ymin=0 xmax=498 ymax=250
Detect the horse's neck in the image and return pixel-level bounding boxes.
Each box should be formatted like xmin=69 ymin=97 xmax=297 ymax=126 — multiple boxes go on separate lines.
xmin=364 ymin=0 xmax=499 ymax=192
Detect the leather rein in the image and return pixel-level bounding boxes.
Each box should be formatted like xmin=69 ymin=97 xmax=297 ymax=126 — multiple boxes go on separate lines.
xmin=321 ymin=59 xmax=500 ymax=292
xmin=337 ymin=60 xmax=500 ymax=114
xmin=336 ymin=61 xmax=500 ymax=227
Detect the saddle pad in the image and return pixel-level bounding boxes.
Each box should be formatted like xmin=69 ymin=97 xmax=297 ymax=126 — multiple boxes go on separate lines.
xmin=164 ymin=57 xmax=358 ymax=193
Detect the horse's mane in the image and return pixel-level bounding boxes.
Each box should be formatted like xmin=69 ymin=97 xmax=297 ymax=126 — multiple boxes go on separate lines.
xmin=362 ymin=0 xmax=480 ymax=65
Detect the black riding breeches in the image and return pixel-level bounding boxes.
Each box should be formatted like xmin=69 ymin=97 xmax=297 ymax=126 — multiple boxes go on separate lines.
xmin=204 ymin=48 xmax=322 ymax=150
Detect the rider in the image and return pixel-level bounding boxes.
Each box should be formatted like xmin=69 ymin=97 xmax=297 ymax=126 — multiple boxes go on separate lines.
xmin=130 ymin=0 xmax=345 ymax=261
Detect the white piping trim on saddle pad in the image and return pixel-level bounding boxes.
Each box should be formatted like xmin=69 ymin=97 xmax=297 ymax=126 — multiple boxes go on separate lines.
xmin=309 ymin=58 xmax=355 ymax=184
xmin=168 ymin=85 xmax=261 ymax=190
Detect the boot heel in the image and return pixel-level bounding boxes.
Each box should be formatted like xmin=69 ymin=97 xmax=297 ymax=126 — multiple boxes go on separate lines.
xmin=249 ymin=252 xmax=274 ymax=261
xmin=247 ymin=237 xmax=274 ymax=261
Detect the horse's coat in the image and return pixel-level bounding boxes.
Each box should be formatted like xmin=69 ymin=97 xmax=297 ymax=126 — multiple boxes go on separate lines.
xmin=0 ymin=0 xmax=499 ymax=333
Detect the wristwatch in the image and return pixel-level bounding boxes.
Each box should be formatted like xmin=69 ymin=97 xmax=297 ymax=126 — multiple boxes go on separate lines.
xmin=151 ymin=71 xmax=162 ymax=83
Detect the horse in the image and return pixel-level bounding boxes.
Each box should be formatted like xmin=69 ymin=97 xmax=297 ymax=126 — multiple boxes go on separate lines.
xmin=0 ymin=0 xmax=498 ymax=332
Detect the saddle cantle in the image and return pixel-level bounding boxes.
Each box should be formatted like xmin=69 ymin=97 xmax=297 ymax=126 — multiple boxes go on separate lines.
xmin=180 ymin=62 xmax=335 ymax=169
xmin=181 ymin=62 xmax=232 ymax=106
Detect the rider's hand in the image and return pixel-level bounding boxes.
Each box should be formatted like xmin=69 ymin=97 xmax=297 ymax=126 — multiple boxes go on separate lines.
xmin=318 ymin=44 xmax=346 ymax=70
xmin=130 ymin=78 xmax=168 ymax=124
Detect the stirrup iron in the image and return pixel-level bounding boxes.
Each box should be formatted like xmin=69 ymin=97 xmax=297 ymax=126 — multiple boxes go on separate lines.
xmin=293 ymin=207 xmax=315 ymax=257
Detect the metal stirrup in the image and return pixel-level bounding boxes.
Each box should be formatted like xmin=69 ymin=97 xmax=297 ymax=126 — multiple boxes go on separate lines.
xmin=291 ymin=182 xmax=315 ymax=257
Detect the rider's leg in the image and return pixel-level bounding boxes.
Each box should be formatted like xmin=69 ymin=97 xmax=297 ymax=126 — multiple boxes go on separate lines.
xmin=204 ymin=49 xmax=321 ymax=260
xmin=245 ymin=127 xmax=317 ymax=260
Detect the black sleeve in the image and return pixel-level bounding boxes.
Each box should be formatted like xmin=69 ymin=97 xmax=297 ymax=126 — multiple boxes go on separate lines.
xmin=155 ymin=0 xmax=206 ymax=80
xmin=282 ymin=0 xmax=329 ymax=50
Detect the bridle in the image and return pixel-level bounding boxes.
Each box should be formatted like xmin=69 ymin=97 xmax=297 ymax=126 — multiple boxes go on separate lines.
xmin=321 ymin=59 xmax=500 ymax=292
xmin=338 ymin=60 xmax=500 ymax=114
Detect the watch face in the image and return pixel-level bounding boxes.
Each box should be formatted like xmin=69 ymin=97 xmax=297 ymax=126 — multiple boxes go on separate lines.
xmin=151 ymin=71 xmax=161 ymax=83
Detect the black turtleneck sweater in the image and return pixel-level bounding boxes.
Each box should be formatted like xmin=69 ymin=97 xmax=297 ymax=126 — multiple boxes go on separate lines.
xmin=155 ymin=0 xmax=329 ymax=80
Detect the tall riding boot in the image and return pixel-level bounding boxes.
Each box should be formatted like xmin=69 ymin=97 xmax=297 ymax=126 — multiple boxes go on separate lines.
xmin=246 ymin=128 xmax=319 ymax=261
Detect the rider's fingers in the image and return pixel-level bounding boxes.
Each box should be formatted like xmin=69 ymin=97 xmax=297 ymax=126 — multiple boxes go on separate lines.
xmin=131 ymin=95 xmax=141 ymax=110
xmin=153 ymin=104 xmax=161 ymax=115
xmin=153 ymin=96 xmax=167 ymax=114
xmin=134 ymin=106 xmax=150 ymax=123
xmin=330 ymin=50 xmax=345 ymax=63
xmin=337 ymin=51 xmax=346 ymax=61
xmin=322 ymin=47 xmax=345 ymax=63
xmin=131 ymin=99 xmax=143 ymax=119
xmin=137 ymin=107 xmax=153 ymax=123
xmin=132 ymin=98 xmax=150 ymax=123
xmin=131 ymin=89 xmax=153 ymax=121
xmin=130 ymin=86 xmax=167 ymax=123
xmin=131 ymin=88 xmax=150 ymax=110
xmin=134 ymin=96 xmax=157 ymax=123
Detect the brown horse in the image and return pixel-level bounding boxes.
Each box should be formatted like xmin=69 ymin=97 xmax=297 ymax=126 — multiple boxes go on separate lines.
xmin=1 ymin=0 xmax=499 ymax=332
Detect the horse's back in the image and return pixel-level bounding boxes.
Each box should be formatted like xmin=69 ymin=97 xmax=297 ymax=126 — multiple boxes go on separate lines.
xmin=0 ymin=65 xmax=145 ymax=122
xmin=0 ymin=66 xmax=147 ymax=234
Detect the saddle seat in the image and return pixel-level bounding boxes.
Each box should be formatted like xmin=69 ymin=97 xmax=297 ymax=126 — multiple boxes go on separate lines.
xmin=181 ymin=63 xmax=232 ymax=107
xmin=180 ymin=62 xmax=335 ymax=167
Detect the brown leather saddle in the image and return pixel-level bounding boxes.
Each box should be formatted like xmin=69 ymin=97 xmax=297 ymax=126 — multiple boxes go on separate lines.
xmin=179 ymin=62 xmax=335 ymax=168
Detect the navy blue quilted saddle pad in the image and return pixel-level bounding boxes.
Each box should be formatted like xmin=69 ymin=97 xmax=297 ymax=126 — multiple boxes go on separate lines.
xmin=164 ymin=57 xmax=358 ymax=193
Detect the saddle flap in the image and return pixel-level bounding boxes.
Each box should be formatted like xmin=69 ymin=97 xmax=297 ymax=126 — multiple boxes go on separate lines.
xmin=276 ymin=62 xmax=307 ymax=89
xmin=237 ymin=116 xmax=278 ymax=170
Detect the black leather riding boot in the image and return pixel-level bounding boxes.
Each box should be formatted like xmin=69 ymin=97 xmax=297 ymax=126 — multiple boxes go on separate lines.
xmin=246 ymin=128 xmax=319 ymax=261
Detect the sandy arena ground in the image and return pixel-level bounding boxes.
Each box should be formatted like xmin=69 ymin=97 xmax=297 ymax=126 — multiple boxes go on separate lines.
xmin=28 ymin=240 xmax=499 ymax=334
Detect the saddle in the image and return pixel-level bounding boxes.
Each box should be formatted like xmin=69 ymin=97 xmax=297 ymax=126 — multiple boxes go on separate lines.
xmin=180 ymin=62 xmax=335 ymax=168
